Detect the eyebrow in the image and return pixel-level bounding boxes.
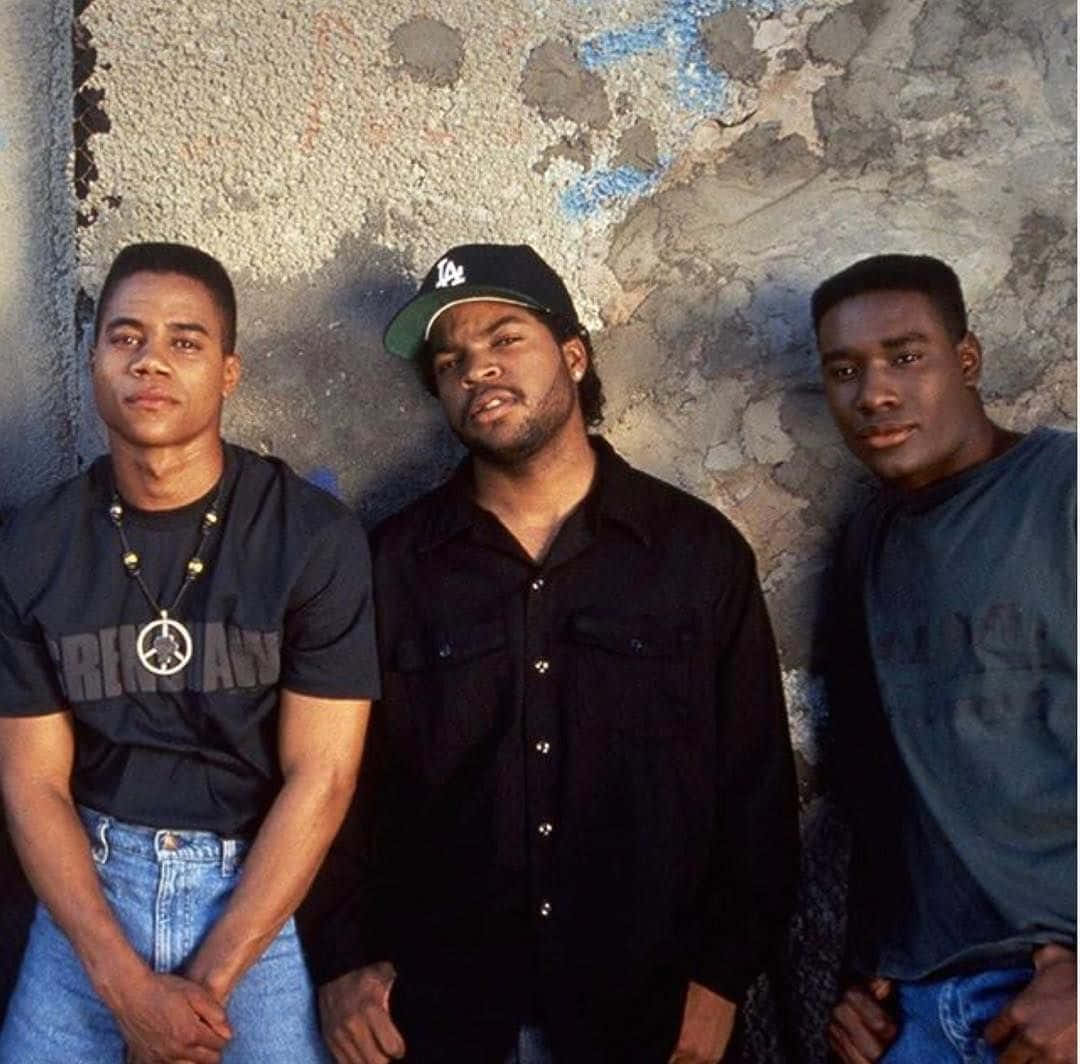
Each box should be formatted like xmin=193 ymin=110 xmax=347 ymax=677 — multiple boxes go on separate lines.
xmin=819 ymin=331 xmax=930 ymax=361
xmin=880 ymin=331 xmax=929 ymax=348
xmin=103 ymin=316 xmax=211 ymax=337
xmin=482 ymin=313 xmax=529 ymax=334
xmin=431 ymin=312 xmax=532 ymax=350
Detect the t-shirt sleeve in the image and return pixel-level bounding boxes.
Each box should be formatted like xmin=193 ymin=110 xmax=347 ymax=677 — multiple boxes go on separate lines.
xmin=0 ymin=575 xmax=67 ymax=716
xmin=692 ymin=532 xmax=799 ymax=1001
xmin=280 ymin=513 xmax=380 ymax=700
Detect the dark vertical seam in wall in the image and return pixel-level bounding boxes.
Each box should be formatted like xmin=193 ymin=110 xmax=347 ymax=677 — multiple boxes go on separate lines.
xmin=72 ymin=0 xmax=105 ymax=467
xmin=46 ymin=0 xmax=79 ymax=476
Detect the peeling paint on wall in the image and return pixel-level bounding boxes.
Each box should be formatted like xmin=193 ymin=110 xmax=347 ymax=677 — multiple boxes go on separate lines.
xmin=560 ymin=162 xmax=667 ymax=218
xmin=548 ymin=0 xmax=820 ymax=217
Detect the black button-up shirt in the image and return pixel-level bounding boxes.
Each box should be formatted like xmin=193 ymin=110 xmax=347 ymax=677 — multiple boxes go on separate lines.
xmin=310 ymin=437 xmax=798 ymax=1062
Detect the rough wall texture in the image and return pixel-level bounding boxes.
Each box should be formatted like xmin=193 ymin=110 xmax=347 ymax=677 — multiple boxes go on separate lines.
xmin=0 ymin=2 xmax=77 ymax=504
xmin=0 ymin=0 xmax=76 ymax=1010
xmin=0 ymin=0 xmax=1075 ymax=1056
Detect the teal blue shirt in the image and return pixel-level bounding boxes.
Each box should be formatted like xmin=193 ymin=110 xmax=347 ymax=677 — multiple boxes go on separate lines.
xmin=839 ymin=427 xmax=1076 ymax=978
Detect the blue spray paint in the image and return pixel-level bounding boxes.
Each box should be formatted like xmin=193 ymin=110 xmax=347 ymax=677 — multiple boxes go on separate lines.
xmin=559 ymin=0 xmax=806 ymax=218
xmin=580 ymin=0 xmax=791 ymax=113
xmin=560 ymin=162 xmax=668 ymax=219
xmin=305 ymin=466 xmax=342 ymax=499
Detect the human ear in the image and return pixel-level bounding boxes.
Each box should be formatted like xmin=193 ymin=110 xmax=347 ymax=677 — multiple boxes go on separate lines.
xmin=562 ymin=336 xmax=587 ymax=382
xmin=956 ymin=332 xmax=983 ymax=387
xmin=222 ymin=353 xmax=242 ymax=397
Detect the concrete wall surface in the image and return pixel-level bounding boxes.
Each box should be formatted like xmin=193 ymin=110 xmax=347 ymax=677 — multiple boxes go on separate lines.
xmin=0 ymin=2 xmax=76 ymax=502
xmin=1 ymin=0 xmax=1076 ymax=1057
xmin=0 ymin=0 xmax=78 ymax=1011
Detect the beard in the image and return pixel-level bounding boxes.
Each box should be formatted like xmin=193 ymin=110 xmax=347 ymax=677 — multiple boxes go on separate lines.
xmin=454 ymin=366 xmax=578 ymax=467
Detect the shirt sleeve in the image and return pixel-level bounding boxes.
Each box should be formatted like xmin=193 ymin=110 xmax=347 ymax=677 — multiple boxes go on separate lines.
xmin=823 ymin=519 xmax=913 ymax=978
xmin=0 ymin=573 xmax=67 ymax=717
xmin=280 ymin=513 xmax=381 ymax=701
xmin=300 ymin=699 xmax=397 ymax=984
xmin=691 ymin=536 xmax=799 ymax=1002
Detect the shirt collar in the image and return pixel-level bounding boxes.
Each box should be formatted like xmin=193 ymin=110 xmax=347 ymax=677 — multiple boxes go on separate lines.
xmin=416 ymin=435 xmax=653 ymax=554
xmin=586 ymin=436 xmax=653 ymax=546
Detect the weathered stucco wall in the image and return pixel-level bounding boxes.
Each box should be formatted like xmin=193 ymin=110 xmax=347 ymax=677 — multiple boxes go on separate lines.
xmin=0 ymin=0 xmax=77 ymax=1011
xmin=1 ymin=0 xmax=1075 ymax=1056
xmin=0 ymin=1 xmax=76 ymax=503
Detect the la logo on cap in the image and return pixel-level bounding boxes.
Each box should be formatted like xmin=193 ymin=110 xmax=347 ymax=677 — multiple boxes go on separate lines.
xmin=435 ymin=258 xmax=466 ymax=288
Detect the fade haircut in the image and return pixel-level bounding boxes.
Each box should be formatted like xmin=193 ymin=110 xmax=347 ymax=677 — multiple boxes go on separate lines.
xmin=94 ymin=242 xmax=238 ymax=352
xmin=417 ymin=308 xmax=606 ymax=428
xmin=811 ymin=254 xmax=969 ymax=343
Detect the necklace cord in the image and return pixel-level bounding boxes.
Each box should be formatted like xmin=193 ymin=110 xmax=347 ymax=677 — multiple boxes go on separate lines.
xmin=109 ymin=474 xmax=226 ymax=620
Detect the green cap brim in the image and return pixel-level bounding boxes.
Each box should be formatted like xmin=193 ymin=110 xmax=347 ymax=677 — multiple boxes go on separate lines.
xmin=383 ymin=286 xmax=547 ymax=360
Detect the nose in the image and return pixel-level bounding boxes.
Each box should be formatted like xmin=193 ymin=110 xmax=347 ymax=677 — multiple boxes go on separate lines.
xmin=460 ymin=346 xmax=501 ymax=388
xmin=855 ymin=363 xmax=898 ymax=414
xmin=128 ymin=335 xmax=171 ymax=376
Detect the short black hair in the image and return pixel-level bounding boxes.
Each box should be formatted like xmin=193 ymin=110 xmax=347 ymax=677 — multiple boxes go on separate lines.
xmin=417 ymin=308 xmax=606 ymax=428
xmin=94 ymin=242 xmax=238 ymax=352
xmin=811 ymin=254 xmax=968 ymax=342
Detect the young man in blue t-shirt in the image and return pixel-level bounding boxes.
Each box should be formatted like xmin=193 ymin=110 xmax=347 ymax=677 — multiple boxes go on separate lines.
xmin=814 ymin=254 xmax=1075 ymax=1064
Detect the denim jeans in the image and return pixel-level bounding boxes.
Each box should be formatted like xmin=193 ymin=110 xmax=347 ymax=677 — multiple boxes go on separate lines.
xmin=882 ymin=965 xmax=1034 ymax=1064
xmin=0 ymin=806 xmax=330 ymax=1063
xmin=502 ymin=1025 xmax=555 ymax=1064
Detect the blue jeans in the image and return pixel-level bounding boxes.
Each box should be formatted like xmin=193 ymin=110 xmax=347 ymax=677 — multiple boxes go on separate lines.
xmin=502 ymin=1025 xmax=554 ymax=1064
xmin=882 ymin=965 xmax=1035 ymax=1063
xmin=0 ymin=806 xmax=330 ymax=1063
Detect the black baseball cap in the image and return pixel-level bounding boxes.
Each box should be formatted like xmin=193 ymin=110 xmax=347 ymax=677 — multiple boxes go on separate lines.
xmin=383 ymin=243 xmax=581 ymax=360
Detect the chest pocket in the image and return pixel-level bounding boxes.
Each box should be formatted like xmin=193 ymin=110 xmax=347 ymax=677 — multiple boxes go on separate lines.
xmin=388 ymin=619 xmax=510 ymax=756
xmin=567 ymin=612 xmax=697 ymax=740
xmin=393 ymin=619 xmax=506 ymax=672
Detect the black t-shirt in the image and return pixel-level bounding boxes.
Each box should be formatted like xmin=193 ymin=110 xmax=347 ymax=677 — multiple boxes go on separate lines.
xmin=0 ymin=444 xmax=379 ymax=836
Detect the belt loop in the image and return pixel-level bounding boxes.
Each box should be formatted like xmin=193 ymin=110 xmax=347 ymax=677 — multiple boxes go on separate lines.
xmin=92 ymin=815 xmax=110 ymax=864
xmin=221 ymin=838 xmax=237 ymax=876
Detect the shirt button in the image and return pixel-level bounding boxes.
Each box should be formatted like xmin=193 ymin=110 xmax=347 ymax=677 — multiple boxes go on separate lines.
xmin=533 ymin=659 xmax=550 ymax=675
xmin=437 ymin=643 xmax=452 ymax=659
xmin=530 ymin=577 xmax=544 ymax=591
xmin=538 ymin=821 xmax=554 ymax=837
xmin=539 ymin=900 xmax=553 ymax=918
xmin=629 ymin=638 xmax=644 ymax=653
xmin=534 ymin=740 xmax=551 ymax=755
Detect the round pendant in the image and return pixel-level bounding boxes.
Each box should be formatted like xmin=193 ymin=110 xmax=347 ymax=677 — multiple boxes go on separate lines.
xmin=136 ymin=615 xmax=193 ymax=676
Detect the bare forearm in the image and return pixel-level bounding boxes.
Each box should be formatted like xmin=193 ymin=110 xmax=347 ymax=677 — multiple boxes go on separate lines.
xmin=1 ymin=780 xmax=146 ymax=1009
xmin=186 ymin=766 xmax=356 ymax=1000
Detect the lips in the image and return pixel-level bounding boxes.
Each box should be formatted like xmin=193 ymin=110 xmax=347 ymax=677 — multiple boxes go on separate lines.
xmin=125 ymin=390 xmax=178 ymax=409
xmin=856 ymin=422 xmax=917 ymax=449
xmin=467 ymin=388 xmax=518 ymax=422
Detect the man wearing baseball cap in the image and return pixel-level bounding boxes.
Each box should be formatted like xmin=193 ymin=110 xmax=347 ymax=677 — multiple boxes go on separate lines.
xmin=309 ymin=244 xmax=798 ymax=1064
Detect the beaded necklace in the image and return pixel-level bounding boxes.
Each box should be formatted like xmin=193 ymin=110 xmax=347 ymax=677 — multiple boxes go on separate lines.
xmin=108 ymin=475 xmax=224 ymax=677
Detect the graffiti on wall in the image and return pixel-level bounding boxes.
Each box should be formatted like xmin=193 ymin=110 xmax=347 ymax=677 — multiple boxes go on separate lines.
xmin=560 ymin=0 xmax=811 ymax=218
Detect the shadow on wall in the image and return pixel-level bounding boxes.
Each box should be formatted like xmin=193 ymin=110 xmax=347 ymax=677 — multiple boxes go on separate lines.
xmin=223 ymin=241 xmax=461 ymax=526
xmin=0 ymin=0 xmax=83 ymax=1018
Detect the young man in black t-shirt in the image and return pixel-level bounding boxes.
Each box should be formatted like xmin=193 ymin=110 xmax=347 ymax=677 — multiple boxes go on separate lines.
xmin=0 ymin=243 xmax=379 ymax=1063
